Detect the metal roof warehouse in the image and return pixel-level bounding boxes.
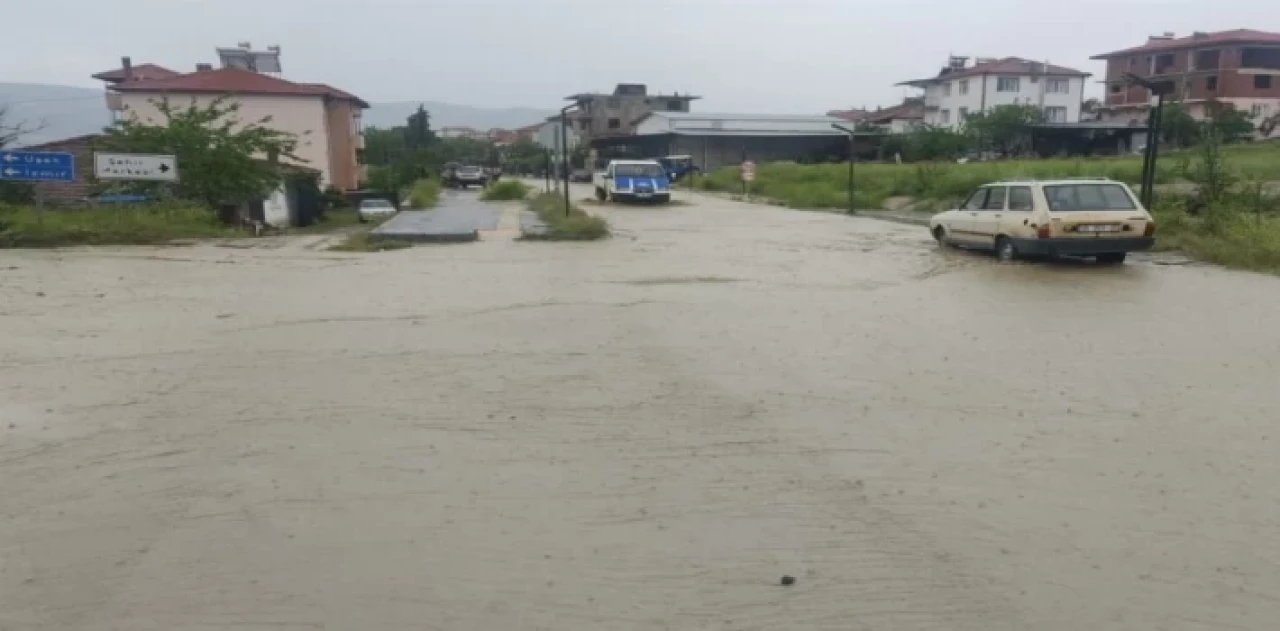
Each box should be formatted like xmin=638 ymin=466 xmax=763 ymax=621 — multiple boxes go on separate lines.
xmin=590 ymin=112 xmax=852 ymax=171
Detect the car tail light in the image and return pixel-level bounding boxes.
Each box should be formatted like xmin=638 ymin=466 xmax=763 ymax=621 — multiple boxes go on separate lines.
xmin=1037 ymin=225 xmax=1051 ymax=239
xmin=1143 ymin=222 xmax=1156 ymax=237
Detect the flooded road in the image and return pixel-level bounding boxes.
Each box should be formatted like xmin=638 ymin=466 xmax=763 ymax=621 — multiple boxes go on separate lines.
xmin=2 ymin=189 xmax=1278 ymax=630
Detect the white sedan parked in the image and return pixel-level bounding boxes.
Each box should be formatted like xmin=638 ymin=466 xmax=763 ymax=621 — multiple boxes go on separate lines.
xmin=357 ymin=198 xmax=398 ymax=222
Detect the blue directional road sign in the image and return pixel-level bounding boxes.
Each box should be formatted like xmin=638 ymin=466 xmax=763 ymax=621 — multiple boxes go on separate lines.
xmin=0 ymin=150 xmax=76 ymax=182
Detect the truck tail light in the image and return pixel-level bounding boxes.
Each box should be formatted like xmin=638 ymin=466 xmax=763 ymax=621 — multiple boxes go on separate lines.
xmin=1143 ymin=222 xmax=1156 ymax=237
xmin=1037 ymin=225 xmax=1051 ymax=239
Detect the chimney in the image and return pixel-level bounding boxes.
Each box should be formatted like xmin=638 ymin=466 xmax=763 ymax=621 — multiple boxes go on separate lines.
xmin=1192 ymin=31 xmax=1209 ymax=39
xmin=121 ymin=56 xmax=133 ymax=82
xmin=1149 ymin=32 xmax=1176 ymax=42
xmin=196 ymin=63 xmax=213 ymax=72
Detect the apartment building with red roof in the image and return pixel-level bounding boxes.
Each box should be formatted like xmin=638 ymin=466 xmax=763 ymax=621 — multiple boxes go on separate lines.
xmin=95 ymin=47 xmax=369 ymax=190
xmin=1092 ymin=29 xmax=1280 ymax=132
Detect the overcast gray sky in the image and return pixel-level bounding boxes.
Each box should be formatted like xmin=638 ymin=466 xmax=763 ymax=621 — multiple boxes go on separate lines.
xmin=1 ymin=0 xmax=1270 ymax=112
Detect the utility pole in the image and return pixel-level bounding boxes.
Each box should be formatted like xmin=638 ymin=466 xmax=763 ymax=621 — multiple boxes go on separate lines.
xmin=559 ymin=103 xmax=577 ymax=216
xmin=1124 ymin=73 xmax=1171 ymax=209
xmin=831 ymin=123 xmax=857 ymax=214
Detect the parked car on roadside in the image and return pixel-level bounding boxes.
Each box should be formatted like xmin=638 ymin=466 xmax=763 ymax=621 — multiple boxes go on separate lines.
xmin=929 ymin=178 xmax=1156 ymax=264
xmin=570 ymin=168 xmax=593 ymax=183
xmin=357 ymin=198 xmax=398 ymax=222
xmin=443 ymin=164 xmax=488 ymax=189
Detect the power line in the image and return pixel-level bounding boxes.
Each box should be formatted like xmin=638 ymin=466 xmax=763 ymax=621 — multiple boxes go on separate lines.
xmin=0 ymin=95 xmax=103 ymax=106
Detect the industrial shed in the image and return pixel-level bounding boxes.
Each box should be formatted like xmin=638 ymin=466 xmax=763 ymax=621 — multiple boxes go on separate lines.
xmin=588 ymin=112 xmax=850 ymax=171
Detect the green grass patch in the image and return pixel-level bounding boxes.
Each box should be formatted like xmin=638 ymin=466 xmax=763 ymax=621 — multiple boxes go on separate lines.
xmin=407 ymin=178 xmax=442 ymax=208
xmin=480 ymin=180 xmax=531 ymax=201
xmin=526 ymin=192 xmax=609 ymax=240
xmin=695 ymin=143 xmax=1280 ymax=212
xmin=1152 ymin=207 xmax=1280 ymax=273
xmin=328 ymin=233 xmax=412 ymax=252
xmin=0 ymin=202 xmax=237 ymax=248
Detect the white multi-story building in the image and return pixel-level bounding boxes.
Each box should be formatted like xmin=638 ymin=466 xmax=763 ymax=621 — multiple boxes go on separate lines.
xmin=898 ymin=57 xmax=1090 ymax=129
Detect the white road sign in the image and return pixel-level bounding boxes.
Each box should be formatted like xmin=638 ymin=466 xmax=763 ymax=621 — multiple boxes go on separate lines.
xmin=94 ymin=153 xmax=178 ymax=182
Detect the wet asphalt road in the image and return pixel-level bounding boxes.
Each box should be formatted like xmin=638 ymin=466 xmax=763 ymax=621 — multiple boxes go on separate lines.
xmin=1 ymin=188 xmax=1278 ymax=630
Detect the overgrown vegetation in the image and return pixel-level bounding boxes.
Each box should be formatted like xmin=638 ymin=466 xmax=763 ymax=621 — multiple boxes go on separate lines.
xmin=406 ymin=178 xmax=442 ymax=208
xmin=480 ymin=180 xmax=530 ymax=201
xmin=0 ymin=202 xmax=236 ymax=247
xmin=328 ymin=232 xmax=412 ymax=252
xmin=697 ymin=142 xmax=1280 ymax=212
xmin=525 ymin=192 xmax=609 ymax=240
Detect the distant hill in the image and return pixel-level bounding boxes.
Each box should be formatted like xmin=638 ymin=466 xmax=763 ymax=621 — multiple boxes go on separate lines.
xmin=363 ymin=101 xmax=550 ymax=132
xmin=0 ymin=83 xmax=110 ymax=146
xmin=0 ymin=82 xmax=550 ymax=147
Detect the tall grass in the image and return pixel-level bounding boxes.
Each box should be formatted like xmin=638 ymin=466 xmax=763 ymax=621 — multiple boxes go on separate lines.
xmin=0 ymin=203 xmax=235 ymax=248
xmin=526 ymin=193 xmax=609 ymax=240
xmin=696 ymin=143 xmax=1280 ymax=212
xmin=480 ymin=180 xmax=531 ymax=201
xmin=407 ymin=178 xmax=442 ymax=208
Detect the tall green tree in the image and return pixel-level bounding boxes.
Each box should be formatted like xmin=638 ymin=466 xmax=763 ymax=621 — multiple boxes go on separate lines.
xmin=963 ymin=104 xmax=1044 ymax=156
xmin=404 ymin=105 xmax=435 ymax=149
xmin=98 ymin=97 xmax=300 ymax=209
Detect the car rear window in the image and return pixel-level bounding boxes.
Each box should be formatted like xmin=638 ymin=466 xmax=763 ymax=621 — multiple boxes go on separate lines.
xmin=615 ymin=164 xmax=665 ymax=177
xmin=1043 ymin=184 xmax=1136 ymax=211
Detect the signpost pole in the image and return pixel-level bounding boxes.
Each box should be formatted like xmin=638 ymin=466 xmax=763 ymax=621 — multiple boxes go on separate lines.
xmin=831 ymin=123 xmax=856 ymax=214
xmin=35 ymin=189 xmax=43 ymax=227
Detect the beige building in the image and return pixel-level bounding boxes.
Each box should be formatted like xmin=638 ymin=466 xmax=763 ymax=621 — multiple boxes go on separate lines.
xmin=95 ymin=61 xmax=369 ymax=190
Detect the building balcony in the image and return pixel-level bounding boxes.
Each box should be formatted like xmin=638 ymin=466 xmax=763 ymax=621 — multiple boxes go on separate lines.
xmin=924 ymin=95 xmax=943 ymax=109
xmin=105 ymin=91 xmax=124 ymax=111
xmin=355 ymin=134 xmax=366 ymax=150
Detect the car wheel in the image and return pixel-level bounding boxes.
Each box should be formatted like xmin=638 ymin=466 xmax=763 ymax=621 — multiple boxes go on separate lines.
xmin=995 ymin=236 xmax=1018 ymax=262
xmin=1096 ymin=252 xmax=1127 ymax=265
xmin=932 ymin=225 xmax=948 ymax=246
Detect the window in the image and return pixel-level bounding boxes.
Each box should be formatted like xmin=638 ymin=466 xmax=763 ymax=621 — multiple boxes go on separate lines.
xmin=1194 ymin=50 xmax=1221 ymax=70
xmin=996 ymin=77 xmax=1020 ymax=92
xmin=961 ymin=188 xmax=989 ymax=210
xmin=1255 ymin=75 xmax=1273 ymax=90
xmin=1008 ymin=186 xmax=1034 ymax=211
xmin=942 ymin=82 xmax=952 ymax=97
xmin=958 ymin=107 xmax=969 ymax=121
xmin=982 ymin=187 xmax=1008 ymax=210
xmin=614 ymin=163 xmax=665 ymax=177
xmin=668 ymin=100 xmax=683 ymax=111
xmin=1207 ymin=75 xmax=1219 ymax=91
xmin=1046 ymin=78 xmax=1070 ymax=94
xmin=1043 ymin=106 xmax=1068 ymax=122
xmin=1043 ymin=184 xmax=1137 ymax=211
xmin=1251 ymin=103 xmax=1272 ymax=118
xmin=1154 ymin=53 xmax=1176 ymax=74
xmin=1129 ymin=57 xmax=1137 ymax=68
xmin=939 ymin=109 xmax=951 ymax=124
xmin=959 ymin=79 xmax=969 ymax=95
xmin=607 ymin=118 xmax=621 ymax=129
xmin=1110 ymin=83 xmax=1123 ymax=94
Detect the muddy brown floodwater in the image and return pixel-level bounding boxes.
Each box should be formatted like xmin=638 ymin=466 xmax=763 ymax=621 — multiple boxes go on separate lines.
xmin=2 ymin=188 xmax=1279 ymax=630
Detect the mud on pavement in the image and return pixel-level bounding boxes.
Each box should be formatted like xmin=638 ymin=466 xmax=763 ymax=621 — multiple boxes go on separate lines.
xmin=2 ymin=190 xmax=1279 ymax=630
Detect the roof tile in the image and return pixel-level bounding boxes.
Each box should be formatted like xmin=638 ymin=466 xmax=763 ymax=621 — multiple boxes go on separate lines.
xmin=111 ymin=68 xmax=368 ymax=107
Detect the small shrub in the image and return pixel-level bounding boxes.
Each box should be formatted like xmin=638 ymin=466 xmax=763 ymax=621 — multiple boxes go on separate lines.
xmin=526 ymin=192 xmax=609 ymax=240
xmin=480 ymin=180 xmax=531 ymax=201
xmin=329 ymin=233 xmax=411 ymax=252
xmin=407 ymin=178 xmax=441 ymax=208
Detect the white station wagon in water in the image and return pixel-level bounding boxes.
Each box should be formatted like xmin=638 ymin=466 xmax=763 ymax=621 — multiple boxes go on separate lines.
xmin=929 ymin=179 xmax=1156 ymax=264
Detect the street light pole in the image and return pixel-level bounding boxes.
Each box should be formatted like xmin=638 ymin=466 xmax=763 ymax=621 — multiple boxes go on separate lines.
xmin=1123 ymin=72 xmax=1171 ymax=209
xmin=831 ymin=123 xmax=856 ymax=214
